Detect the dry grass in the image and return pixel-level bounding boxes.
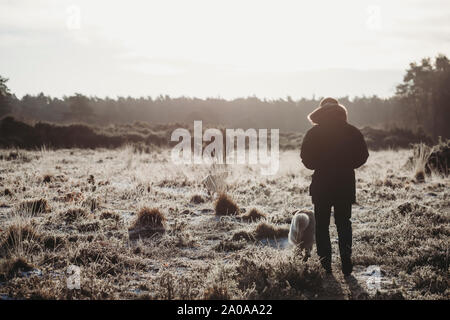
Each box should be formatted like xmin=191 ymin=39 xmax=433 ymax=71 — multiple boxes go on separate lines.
xmin=0 ymin=257 xmax=34 ymax=280
xmin=42 ymin=174 xmax=53 ymax=184
xmin=128 ymin=207 xmax=166 ymax=240
xmin=203 ymin=285 xmax=230 ymax=300
xmin=61 ymin=208 xmax=90 ymax=223
xmin=412 ymin=143 xmax=432 ymax=182
xmin=99 ymin=211 xmax=120 ymax=221
xmin=241 ymin=208 xmax=266 ymax=222
xmin=427 ymin=138 xmax=449 ymax=176
xmin=18 ymin=199 xmax=51 ymax=215
xmin=131 ymin=207 xmax=166 ymax=230
xmin=215 ymin=193 xmax=240 ymax=216
xmin=0 ymin=145 xmax=448 ymax=300
xmin=190 ymin=194 xmax=205 ymax=204
xmin=254 ymin=221 xmax=289 ymax=240
xmin=0 ymin=222 xmax=41 ymax=255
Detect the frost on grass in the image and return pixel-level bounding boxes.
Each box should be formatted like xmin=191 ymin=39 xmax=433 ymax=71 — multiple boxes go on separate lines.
xmin=19 ymin=199 xmax=51 ymax=215
xmin=241 ymin=208 xmax=266 ymax=222
xmin=128 ymin=207 xmax=166 ymax=240
xmin=0 ymin=146 xmax=448 ymax=299
xmin=215 ymin=193 xmax=240 ymax=216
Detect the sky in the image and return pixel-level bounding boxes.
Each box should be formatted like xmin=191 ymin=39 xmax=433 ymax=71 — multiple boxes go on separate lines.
xmin=0 ymin=0 xmax=449 ymax=100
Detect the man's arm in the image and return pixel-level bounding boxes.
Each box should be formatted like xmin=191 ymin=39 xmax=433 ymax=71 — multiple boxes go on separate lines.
xmin=300 ymin=129 xmax=318 ymax=170
xmin=352 ymin=130 xmax=369 ymax=169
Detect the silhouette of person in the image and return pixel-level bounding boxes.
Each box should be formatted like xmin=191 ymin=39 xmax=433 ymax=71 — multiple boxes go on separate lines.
xmin=300 ymin=97 xmax=369 ymax=276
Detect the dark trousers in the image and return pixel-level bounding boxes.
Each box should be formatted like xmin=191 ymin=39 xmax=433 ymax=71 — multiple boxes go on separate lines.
xmin=314 ymin=201 xmax=352 ymax=266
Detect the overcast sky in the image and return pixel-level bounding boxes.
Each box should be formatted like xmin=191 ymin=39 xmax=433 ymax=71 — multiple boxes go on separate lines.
xmin=1 ymin=0 xmax=449 ymax=99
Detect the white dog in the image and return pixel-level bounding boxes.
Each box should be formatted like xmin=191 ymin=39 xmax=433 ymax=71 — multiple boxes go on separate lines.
xmin=288 ymin=210 xmax=315 ymax=254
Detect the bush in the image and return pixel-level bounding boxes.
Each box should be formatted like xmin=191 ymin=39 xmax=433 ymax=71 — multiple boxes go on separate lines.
xmin=0 ymin=117 xmax=170 ymax=149
xmin=360 ymin=127 xmax=432 ymax=150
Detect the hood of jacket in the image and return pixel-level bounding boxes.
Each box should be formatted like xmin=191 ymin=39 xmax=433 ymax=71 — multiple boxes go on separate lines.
xmin=307 ymin=102 xmax=348 ymax=125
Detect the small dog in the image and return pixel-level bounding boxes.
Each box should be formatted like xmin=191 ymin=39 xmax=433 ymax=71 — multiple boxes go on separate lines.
xmin=288 ymin=210 xmax=315 ymax=254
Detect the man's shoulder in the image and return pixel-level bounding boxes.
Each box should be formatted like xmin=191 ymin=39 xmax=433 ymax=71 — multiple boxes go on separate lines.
xmin=305 ymin=125 xmax=320 ymax=135
xmin=345 ymin=123 xmax=363 ymax=136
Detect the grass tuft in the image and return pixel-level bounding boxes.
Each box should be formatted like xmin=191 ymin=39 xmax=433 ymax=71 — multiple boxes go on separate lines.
xmin=241 ymin=208 xmax=266 ymax=222
xmin=42 ymin=174 xmax=53 ymax=183
xmin=203 ymin=285 xmax=230 ymax=300
xmin=82 ymin=197 xmax=100 ymax=212
xmin=99 ymin=211 xmax=120 ymax=221
xmin=0 ymin=223 xmax=40 ymax=254
xmin=190 ymin=194 xmax=205 ymax=204
xmin=129 ymin=207 xmax=166 ymax=239
xmin=19 ymin=199 xmax=50 ymax=215
xmin=0 ymin=257 xmax=34 ymax=280
xmin=215 ymin=193 xmax=239 ymax=216
xmin=62 ymin=208 xmax=89 ymax=223
xmin=254 ymin=222 xmax=289 ymax=240
xmin=411 ymin=143 xmax=431 ymax=182
xmin=231 ymin=230 xmax=255 ymax=242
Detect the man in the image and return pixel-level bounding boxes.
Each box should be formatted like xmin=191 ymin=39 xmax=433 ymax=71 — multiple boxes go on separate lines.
xmin=300 ymin=97 xmax=369 ymax=276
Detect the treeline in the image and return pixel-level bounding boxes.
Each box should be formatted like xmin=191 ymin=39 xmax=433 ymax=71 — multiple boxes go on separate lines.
xmin=0 ymin=116 xmax=432 ymax=151
xmin=4 ymin=94 xmax=399 ymax=132
xmin=0 ymin=54 xmax=448 ymax=139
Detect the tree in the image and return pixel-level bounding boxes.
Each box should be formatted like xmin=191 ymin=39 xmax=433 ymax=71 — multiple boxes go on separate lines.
xmin=65 ymin=93 xmax=95 ymax=122
xmin=396 ymin=54 xmax=450 ymax=139
xmin=0 ymin=75 xmax=12 ymax=116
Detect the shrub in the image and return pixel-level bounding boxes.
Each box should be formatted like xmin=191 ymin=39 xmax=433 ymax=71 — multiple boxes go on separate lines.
xmin=0 ymin=117 xmax=171 ymax=149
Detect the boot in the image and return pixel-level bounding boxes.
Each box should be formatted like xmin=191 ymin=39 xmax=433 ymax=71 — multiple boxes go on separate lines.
xmin=320 ymin=256 xmax=332 ymax=274
xmin=341 ymin=256 xmax=353 ymax=276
